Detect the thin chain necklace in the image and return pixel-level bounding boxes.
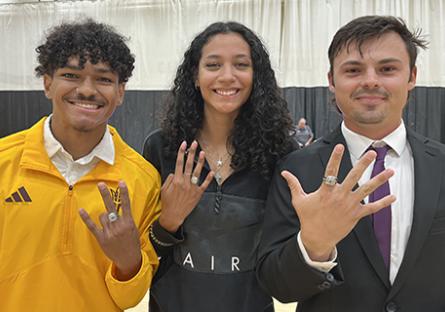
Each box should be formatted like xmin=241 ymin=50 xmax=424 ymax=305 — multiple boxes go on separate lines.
xmin=198 ymin=138 xmax=232 ymax=185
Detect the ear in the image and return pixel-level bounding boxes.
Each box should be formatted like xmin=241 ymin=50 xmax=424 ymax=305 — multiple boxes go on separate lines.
xmin=328 ymin=71 xmax=335 ymax=93
xmin=43 ymin=74 xmax=53 ymax=99
xmin=408 ymin=66 xmax=417 ymax=91
xmin=194 ymin=69 xmax=200 ymax=89
xmin=117 ymin=83 xmax=126 ymax=106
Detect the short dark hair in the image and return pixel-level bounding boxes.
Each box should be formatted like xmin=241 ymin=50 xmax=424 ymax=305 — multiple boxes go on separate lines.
xmin=161 ymin=21 xmax=294 ymax=178
xmin=328 ymin=15 xmax=428 ymax=74
xmin=35 ymin=19 xmax=135 ymax=83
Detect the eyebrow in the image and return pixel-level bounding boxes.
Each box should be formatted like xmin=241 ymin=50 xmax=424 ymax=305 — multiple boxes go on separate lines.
xmin=63 ymin=64 xmax=113 ymax=73
xmin=339 ymin=58 xmax=403 ymax=67
xmin=64 ymin=64 xmax=83 ymax=70
xmin=378 ymin=58 xmax=403 ymax=65
xmin=203 ymin=54 xmax=251 ymax=59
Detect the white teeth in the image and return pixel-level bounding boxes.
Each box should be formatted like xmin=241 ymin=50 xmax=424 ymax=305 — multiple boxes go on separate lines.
xmin=74 ymin=102 xmax=100 ymax=109
xmin=216 ymin=89 xmax=237 ymax=96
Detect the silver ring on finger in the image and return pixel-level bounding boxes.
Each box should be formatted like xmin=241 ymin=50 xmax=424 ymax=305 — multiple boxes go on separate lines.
xmin=322 ymin=175 xmax=337 ymax=186
xmin=190 ymin=176 xmax=199 ymax=185
xmin=108 ymin=212 xmax=119 ymax=223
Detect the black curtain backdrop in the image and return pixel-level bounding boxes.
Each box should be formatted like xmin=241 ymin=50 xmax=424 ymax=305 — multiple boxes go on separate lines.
xmin=1 ymin=87 xmax=444 ymax=153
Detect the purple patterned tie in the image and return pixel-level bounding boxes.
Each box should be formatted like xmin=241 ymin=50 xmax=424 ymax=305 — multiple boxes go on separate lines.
xmin=369 ymin=145 xmax=391 ymax=269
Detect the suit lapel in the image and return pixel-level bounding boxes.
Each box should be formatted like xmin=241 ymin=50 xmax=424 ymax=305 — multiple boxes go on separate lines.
xmin=319 ymin=127 xmax=390 ymax=288
xmin=388 ymin=130 xmax=443 ymax=298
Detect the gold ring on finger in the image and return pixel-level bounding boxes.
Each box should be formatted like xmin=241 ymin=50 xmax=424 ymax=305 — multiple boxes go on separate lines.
xmin=322 ymin=175 xmax=337 ymax=186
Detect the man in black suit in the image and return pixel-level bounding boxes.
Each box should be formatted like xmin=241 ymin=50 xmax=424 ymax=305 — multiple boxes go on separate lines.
xmin=257 ymin=16 xmax=445 ymax=311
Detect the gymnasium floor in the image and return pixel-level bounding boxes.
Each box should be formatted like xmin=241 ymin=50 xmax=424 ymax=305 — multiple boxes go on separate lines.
xmin=126 ymin=294 xmax=297 ymax=312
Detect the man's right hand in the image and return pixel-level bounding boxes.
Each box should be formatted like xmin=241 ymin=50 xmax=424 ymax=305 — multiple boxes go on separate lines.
xmin=281 ymin=144 xmax=396 ymax=261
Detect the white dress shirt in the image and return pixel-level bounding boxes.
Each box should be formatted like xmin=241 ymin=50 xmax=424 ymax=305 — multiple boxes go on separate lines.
xmin=44 ymin=116 xmax=115 ymax=185
xmin=299 ymin=120 xmax=414 ymax=284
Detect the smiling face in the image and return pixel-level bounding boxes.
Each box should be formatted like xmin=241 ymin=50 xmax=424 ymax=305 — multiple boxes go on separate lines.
xmin=328 ymin=31 xmax=416 ymax=139
xmin=44 ymin=57 xmax=124 ymax=138
xmin=195 ymin=32 xmax=253 ymax=121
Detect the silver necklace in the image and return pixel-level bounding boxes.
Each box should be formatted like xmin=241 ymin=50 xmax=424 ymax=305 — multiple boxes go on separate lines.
xmin=213 ymin=153 xmax=231 ymax=185
xmin=198 ymin=138 xmax=231 ymax=185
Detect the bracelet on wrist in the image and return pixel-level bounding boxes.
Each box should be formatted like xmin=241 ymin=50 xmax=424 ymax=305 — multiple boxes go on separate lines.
xmin=149 ymin=224 xmax=175 ymax=247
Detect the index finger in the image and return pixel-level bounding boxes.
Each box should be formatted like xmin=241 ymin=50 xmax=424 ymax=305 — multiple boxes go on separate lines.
xmin=79 ymin=208 xmax=102 ymax=239
xmin=321 ymin=144 xmax=345 ymax=190
xmin=174 ymin=141 xmax=187 ymax=178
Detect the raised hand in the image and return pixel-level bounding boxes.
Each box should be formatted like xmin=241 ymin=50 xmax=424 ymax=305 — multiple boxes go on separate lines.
xmin=282 ymin=144 xmax=396 ymax=261
xmin=79 ymin=180 xmax=142 ymax=280
xmin=158 ymin=140 xmax=214 ymax=232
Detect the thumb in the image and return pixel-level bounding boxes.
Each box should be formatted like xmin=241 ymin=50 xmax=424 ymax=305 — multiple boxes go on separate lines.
xmin=281 ymin=170 xmax=305 ymax=199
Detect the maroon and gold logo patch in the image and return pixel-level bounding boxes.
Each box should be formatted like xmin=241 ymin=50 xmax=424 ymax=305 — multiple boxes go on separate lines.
xmin=109 ymin=187 xmax=122 ymax=213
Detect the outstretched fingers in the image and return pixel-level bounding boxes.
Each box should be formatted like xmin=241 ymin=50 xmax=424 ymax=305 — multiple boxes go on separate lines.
xmin=97 ymin=182 xmax=116 ymax=214
xmin=359 ymin=194 xmax=396 ymax=219
xmin=341 ymin=150 xmax=376 ymax=191
xmin=118 ymin=181 xmax=133 ymax=219
xmin=184 ymin=141 xmax=198 ymax=178
xmin=199 ymin=170 xmax=215 ymax=191
xmin=174 ymin=141 xmax=187 ymax=179
xmin=353 ymin=167 xmax=395 ymax=202
xmin=79 ymin=208 xmax=102 ymax=239
xmin=191 ymin=151 xmax=214 ymax=191
xmin=321 ymin=144 xmax=344 ymax=191
xmin=190 ymin=151 xmax=205 ymax=184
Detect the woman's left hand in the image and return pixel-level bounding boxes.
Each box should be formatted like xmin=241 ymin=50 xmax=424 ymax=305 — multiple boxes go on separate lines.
xmin=159 ymin=140 xmax=214 ymax=233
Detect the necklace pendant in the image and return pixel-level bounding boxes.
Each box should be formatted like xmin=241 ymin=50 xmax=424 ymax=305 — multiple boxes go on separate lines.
xmin=216 ymin=159 xmax=223 ymax=167
xmin=215 ymin=172 xmax=222 ymax=185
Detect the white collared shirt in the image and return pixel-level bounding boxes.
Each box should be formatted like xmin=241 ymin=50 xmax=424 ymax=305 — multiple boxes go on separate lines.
xmin=299 ymin=120 xmax=414 ymax=284
xmin=44 ymin=116 xmax=115 ymax=185
xmin=342 ymin=121 xmax=414 ymax=283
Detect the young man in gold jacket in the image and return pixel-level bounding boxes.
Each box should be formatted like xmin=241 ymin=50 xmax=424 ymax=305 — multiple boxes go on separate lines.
xmin=0 ymin=19 xmax=160 ymax=311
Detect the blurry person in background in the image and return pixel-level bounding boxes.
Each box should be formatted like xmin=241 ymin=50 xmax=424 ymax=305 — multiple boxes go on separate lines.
xmin=294 ymin=117 xmax=314 ymax=147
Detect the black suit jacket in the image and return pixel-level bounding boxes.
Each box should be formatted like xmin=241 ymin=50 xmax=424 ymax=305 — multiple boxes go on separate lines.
xmin=257 ymin=126 xmax=445 ymax=312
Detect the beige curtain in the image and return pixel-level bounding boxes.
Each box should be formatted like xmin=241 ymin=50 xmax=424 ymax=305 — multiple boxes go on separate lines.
xmin=0 ymin=0 xmax=443 ymax=90
xmin=280 ymin=0 xmax=445 ymax=87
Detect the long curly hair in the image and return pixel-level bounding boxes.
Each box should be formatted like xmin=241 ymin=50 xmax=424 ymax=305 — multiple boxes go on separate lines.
xmin=162 ymin=21 xmax=294 ymax=179
xmin=35 ymin=19 xmax=134 ymax=83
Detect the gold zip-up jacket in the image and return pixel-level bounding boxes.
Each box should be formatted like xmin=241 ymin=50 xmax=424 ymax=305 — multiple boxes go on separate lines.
xmin=0 ymin=118 xmax=161 ymax=311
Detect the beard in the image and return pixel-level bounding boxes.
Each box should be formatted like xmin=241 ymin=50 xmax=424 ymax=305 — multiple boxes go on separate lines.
xmin=351 ymin=108 xmax=387 ymax=124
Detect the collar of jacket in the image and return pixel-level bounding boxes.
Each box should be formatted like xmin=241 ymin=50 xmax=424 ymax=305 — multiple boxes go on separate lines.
xmin=19 ymin=117 xmax=124 ymax=183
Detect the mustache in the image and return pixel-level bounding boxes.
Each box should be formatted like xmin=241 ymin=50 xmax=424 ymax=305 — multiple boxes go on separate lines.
xmin=66 ymin=94 xmax=105 ymax=106
xmin=351 ymin=88 xmax=389 ymax=99
xmin=71 ymin=93 xmax=97 ymax=101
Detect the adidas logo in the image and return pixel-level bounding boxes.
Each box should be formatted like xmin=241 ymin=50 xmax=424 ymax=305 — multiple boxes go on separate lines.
xmin=5 ymin=186 xmax=32 ymax=203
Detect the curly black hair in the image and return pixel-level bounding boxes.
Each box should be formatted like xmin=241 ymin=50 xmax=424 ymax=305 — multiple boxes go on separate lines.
xmin=161 ymin=21 xmax=295 ymax=179
xmin=35 ymin=18 xmax=134 ymax=83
